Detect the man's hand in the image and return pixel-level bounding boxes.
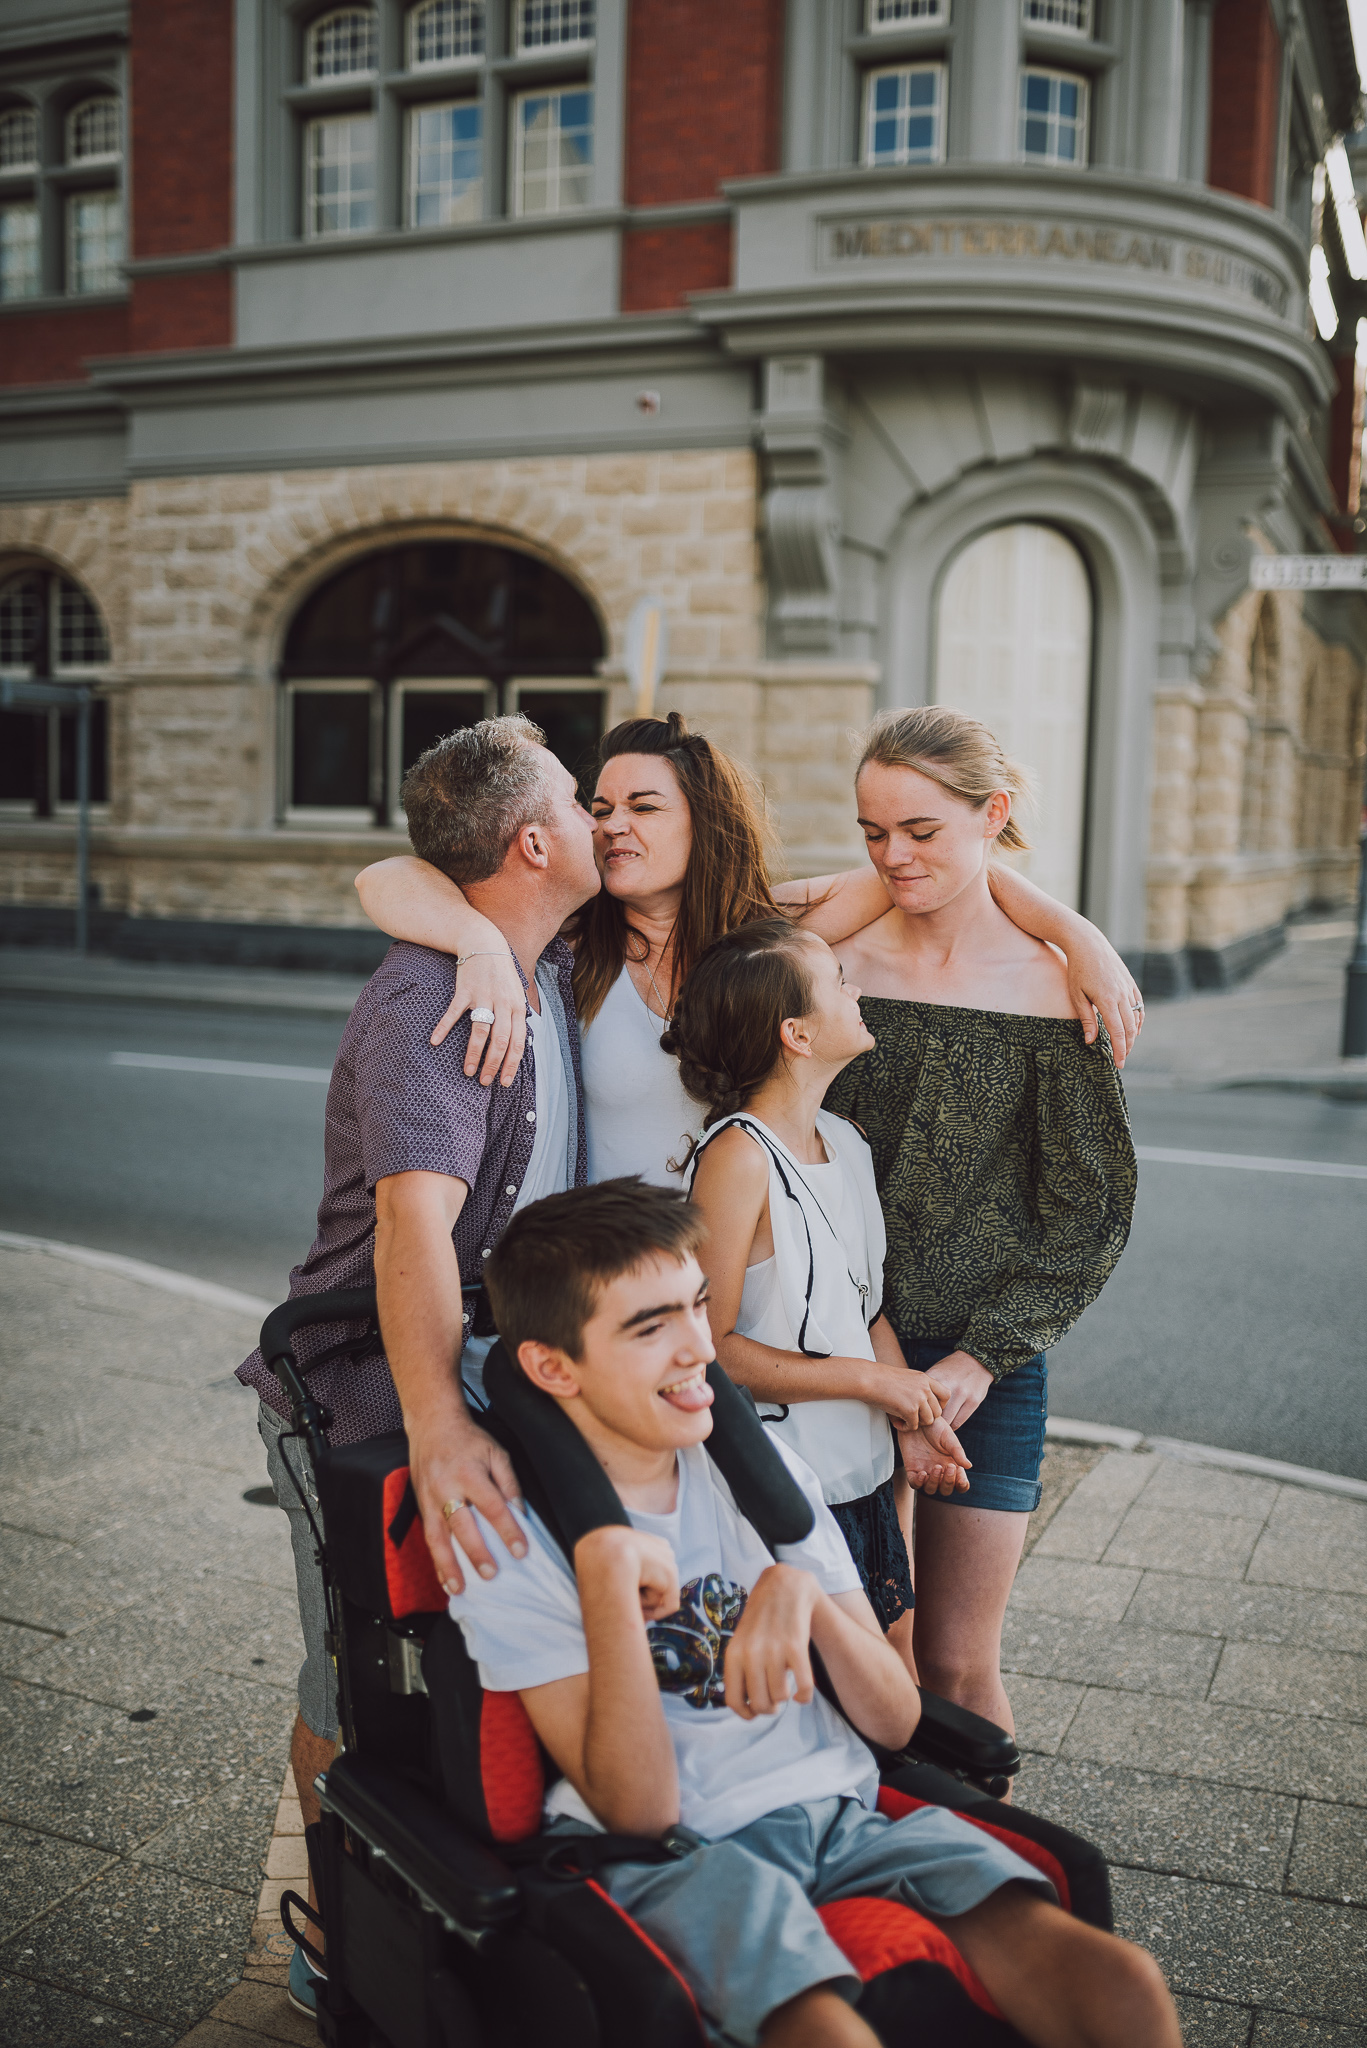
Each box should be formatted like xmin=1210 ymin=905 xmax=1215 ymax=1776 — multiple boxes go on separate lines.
xmin=723 ymin=1563 xmax=820 ymax=1719
xmin=409 ymin=1408 xmax=526 ymax=1596
xmin=574 ymin=1525 xmax=681 ymax=1623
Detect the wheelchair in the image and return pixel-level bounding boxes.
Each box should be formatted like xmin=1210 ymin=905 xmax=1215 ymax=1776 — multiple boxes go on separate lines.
xmin=261 ymin=1286 xmax=1112 ymax=2048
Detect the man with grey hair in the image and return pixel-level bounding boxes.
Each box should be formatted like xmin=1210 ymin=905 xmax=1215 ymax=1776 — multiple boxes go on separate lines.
xmin=236 ymin=714 xmax=600 ymax=2015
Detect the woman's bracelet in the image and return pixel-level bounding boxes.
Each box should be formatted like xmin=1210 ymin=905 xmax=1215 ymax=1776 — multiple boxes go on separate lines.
xmin=455 ymin=951 xmax=515 ymax=969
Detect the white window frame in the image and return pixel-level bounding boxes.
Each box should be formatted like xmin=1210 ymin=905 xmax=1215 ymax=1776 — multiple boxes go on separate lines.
xmin=281 ymin=678 xmax=381 ymax=826
xmin=1021 ymin=0 xmax=1093 ymax=35
xmin=407 ymin=98 xmax=484 ymax=226
xmin=0 ymin=104 xmax=38 ymax=172
xmin=1018 ymin=66 xmax=1089 ymax=165
xmin=506 ymin=676 xmax=608 ymax=777
xmin=66 ymin=189 xmax=123 ymax=294
xmin=862 ymin=61 xmax=947 ymax=168
xmin=866 ymin=0 xmax=947 ymax=30
xmin=66 ymin=94 xmax=121 ymax=165
xmin=0 ymin=200 xmax=41 ymax=301
xmin=304 ymin=112 xmax=378 ymax=238
xmin=390 ymin=679 xmax=496 ymax=816
xmin=408 ymin=0 xmax=485 ymax=69
xmin=0 ymin=570 xmax=112 ymax=818
xmin=514 ymin=0 xmax=595 ymax=55
xmin=510 ymin=83 xmax=594 ymax=217
xmin=306 ymin=6 xmax=379 ymax=82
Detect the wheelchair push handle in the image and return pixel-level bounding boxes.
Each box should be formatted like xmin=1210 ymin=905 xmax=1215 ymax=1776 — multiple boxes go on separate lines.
xmin=259 ymin=1285 xmax=380 ymax=1463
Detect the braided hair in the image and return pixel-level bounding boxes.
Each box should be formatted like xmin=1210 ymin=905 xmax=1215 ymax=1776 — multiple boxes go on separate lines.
xmin=660 ymin=918 xmax=816 ymax=1154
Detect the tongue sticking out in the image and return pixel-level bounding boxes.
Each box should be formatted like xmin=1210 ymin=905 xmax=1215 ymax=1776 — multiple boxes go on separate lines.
xmin=660 ymin=1376 xmax=714 ymax=1413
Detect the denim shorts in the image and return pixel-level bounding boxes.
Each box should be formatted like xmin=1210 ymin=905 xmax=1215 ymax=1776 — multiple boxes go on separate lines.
xmin=894 ymin=1335 xmax=1047 ymax=1515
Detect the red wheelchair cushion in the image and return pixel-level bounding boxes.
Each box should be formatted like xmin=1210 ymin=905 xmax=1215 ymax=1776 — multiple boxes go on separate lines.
xmin=382 ymin=1466 xmax=447 ymax=1618
xmin=818 ymin=1897 xmax=1002 ymax=2016
xmin=481 ymin=1692 xmax=545 ymax=1843
xmin=876 ymin=1787 xmax=1071 ymax=1913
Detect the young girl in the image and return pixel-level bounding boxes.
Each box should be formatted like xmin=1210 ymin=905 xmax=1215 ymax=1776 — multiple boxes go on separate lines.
xmin=663 ymin=917 xmax=970 ymax=1673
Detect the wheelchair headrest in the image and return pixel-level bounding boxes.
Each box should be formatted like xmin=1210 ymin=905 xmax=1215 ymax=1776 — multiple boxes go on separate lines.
xmin=483 ymin=1340 xmax=815 ymax=1556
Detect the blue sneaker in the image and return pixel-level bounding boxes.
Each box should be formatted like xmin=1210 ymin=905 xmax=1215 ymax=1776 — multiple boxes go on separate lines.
xmin=288 ymin=1942 xmax=325 ymax=2018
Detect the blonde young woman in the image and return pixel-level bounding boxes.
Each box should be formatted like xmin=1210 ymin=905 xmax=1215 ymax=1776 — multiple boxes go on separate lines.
xmin=353 ymin=712 xmax=1144 ymax=1191
xmin=823 ymin=707 xmax=1138 ymax=1746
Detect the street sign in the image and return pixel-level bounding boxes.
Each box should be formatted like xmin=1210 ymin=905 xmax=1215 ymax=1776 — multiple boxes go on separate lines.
xmin=1249 ymin=555 xmax=1367 ymax=590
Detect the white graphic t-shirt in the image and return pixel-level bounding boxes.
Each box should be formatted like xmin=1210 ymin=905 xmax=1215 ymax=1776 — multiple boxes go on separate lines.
xmin=446 ymin=1435 xmax=878 ymax=1841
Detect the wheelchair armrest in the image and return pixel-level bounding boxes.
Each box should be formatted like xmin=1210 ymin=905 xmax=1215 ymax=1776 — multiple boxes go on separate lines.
xmin=318 ymin=1753 xmax=521 ymax=1933
xmin=894 ymin=1688 xmax=1021 ymax=1785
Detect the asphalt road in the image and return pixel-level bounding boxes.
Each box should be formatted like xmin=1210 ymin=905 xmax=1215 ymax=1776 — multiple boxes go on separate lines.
xmin=2 ymin=991 xmax=1365 ymax=1477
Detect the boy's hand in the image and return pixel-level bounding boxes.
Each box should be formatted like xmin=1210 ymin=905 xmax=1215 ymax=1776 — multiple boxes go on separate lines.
xmin=574 ymin=1525 xmax=680 ymax=1623
xmin=723 ymin=1564 xmax=819 ymax=1718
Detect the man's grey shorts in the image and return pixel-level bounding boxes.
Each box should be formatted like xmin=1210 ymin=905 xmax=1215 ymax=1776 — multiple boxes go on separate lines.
xmin=554 ymin=1794 xmax=1054 ymax=2047
xmin=259 ymin=1402 xmax=338 ymax=1741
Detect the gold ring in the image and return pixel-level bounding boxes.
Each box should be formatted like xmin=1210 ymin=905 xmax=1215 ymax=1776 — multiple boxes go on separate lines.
xmin=441 ymin=1497 xmax=465 ymax=1519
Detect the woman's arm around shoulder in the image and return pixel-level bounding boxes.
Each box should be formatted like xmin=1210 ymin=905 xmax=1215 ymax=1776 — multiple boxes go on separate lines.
xmin=987 ymin=865 xmax=1145 ymax=1069
xmin=774 ymin=866 xmax=891 ymax=945
xmin=354 ymin=855 xmax=528 ymax=1085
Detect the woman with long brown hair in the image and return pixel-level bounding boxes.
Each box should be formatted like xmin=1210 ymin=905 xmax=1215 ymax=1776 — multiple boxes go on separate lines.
xmin=354 ymin=710 xmax=1142 ymax=1187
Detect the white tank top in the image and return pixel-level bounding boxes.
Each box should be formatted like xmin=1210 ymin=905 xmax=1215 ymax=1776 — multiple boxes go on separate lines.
xmin=687 ymin=1110 xmax=895 ymax=1507
xmin=580 ymin=965 xmax=703 ymax=1187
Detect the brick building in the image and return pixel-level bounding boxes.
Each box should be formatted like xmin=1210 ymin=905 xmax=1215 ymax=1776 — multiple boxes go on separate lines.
xmin=0 ymin=0 xmax=1364 ymax=989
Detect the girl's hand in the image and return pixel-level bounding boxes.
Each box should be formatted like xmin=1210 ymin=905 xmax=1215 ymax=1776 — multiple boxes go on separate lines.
xmin=902 ymin=1370 xmax=944 ymax=1428
xmin=920 ymin=1351 xmax=993 ymax=1432
xmin=1061 ymin=925 xmax=1144 ymax=1068
xmin=431 ymin=952 xmax=528 ymax=1086
xmin=872 ymin=1364 xmax=949 ymax=1435
xmin=900 ymin=1429 xmax=971 ymax=1496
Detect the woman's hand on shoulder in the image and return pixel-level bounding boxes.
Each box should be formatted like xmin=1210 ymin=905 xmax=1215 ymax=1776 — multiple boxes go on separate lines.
xmin=432 ymin=951 xmax=529 ymax=1085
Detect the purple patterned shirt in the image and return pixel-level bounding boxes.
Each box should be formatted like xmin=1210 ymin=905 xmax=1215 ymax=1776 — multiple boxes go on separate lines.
xmin=237 ymin=937 xmax=585 ymax=1445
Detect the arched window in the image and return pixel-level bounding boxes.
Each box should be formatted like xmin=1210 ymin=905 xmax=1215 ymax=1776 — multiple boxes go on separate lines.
xmin=409 ymin=0 xmax=485 ymax=66
xmin=934 ymin=523 xmax=1093 ymax=910
xmin=307 ymin=6 xmax=378 ymax=80
xmin=0 ymin=569 xmax=110 ymax=816
xmin=279 ymin=539 xmax=604 ymax=824
xmin=0 ymin=104 xmax=37 ymax=170
xmin=67 ymin=95 xmax=121 ymax=162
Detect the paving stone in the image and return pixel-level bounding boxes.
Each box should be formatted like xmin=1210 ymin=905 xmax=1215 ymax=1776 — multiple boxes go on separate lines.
xmin=0 ymin=1675 xmax=294 ymax=1855
xmin=19 ymin=1571 xmax=301 ymax=1711
xmin=132 ymin=1770 xmax=281 ymax=1893
xmin=0 ymin=1971 xmax=176 ymax=2047
xmin=1288 ymin=1799 xmax=1367 ymax=1906
xmin=175 ymin=2022 xmax=290 ymax=2048
xmin=1127 ymin=1575 xmax=1367 ymax=1655
xmin=0 ymin=1820 xmax=114 ymax=1940
xmin=1022 ymin=1443 xmax=1104 ymax=1558
xmin=1060 ymin=1689 xmax=1367 ymax=1804
xmin=208 ymin=1975 xmax=318 ymax=2044
xmin=1111 ymin=1868 xmax=1367 ymax=2019
xmin=1101 ymin=1506 xmax=1266 ymax=1579
xmin=0 ymin=1618 xmax=51 ymax=1676
xmin=1137 ymin=1462 xmax=1281 ymax=1520
xmin=263 ymin=1834 xmax=309 ymax=1882
xmin=1022 ymin=1759 xmax=1297 ymax=1890
xmin=0 ymin=1524 xmax=151 ymax=1636
xmin=1009 ymin=1556 xmax=1142 ymax=1623
xmin=1030 ymin=1451 xmax=1156 ymax=1562
xmin=1248 ymin=1491 xmax=1367 ymax=1598
xmin=0 ymin=1860 xmax=254 ymax=2033
xmin=1004 ymin=1673 xmax=1086 ymax=1756
xmin=1174 ymin=1994 xmax=1255 ymax=2047
xmin=1252 ymin=2014 xmax=1367 ymax=2044
xmin=1001 ymin=1611 xmax=1220 ymax=1699
xmin=1210 ymin=1642 xmax=1367 ymax=1724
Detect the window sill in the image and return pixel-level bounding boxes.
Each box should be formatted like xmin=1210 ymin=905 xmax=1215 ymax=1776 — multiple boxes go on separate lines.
xmin=233 ymin=207 xmax=620 ymax=264
xmin=0 ymin=289 xmax=128 ymax=316
xmin=846 ymin=26 xmax=953 ymax=60
xmin=1021 ymin=32 xmax=1120 ymax=72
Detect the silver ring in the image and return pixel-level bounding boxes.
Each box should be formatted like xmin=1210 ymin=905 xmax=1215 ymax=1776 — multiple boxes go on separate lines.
xmin=469 ymin=1007 xmax=496 ymax=1025
xmin=1130 ymin=1002 xmax=1144 ymax=1013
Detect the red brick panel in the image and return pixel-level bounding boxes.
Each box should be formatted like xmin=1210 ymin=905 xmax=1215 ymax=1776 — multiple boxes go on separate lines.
xmin=624 ymin=0 xmax=785 ymax=208
xmin=128 ymin=269 xmax=233 ymax=355
xmin=0 ymin=302 xmax=130 ymax=387
xmin=130 ymin=0 xmax=234 ymax=257
xmin=621 ymin=221 xmax=732 ymax=311
xmin=1207 ymin=0 xmax=1281 ymax=206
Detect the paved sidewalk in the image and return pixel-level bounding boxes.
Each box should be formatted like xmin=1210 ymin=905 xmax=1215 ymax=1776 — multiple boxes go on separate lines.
xmin=0 ymin=947 xmax=367 ymax=1020
xmin=1125 ymin=921 xmax=1366 ymax=1097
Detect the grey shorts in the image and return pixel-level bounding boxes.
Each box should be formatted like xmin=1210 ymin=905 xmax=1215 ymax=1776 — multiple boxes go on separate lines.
xmin=556 ymin=1794 xmax=1054 ymax=2047
xmin=258 ymin=1401 xmax=338 ymax=1741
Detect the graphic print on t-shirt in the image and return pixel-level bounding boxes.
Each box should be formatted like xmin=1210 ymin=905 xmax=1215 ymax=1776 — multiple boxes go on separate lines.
xmin=647 ymin=1573 xmax=748 ymax=1708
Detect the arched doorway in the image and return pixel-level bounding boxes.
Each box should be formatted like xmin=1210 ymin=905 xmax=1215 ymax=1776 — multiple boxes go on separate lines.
xmin=934 ymin=523 xmax=1093 ymax=910
xmin=279 ymin=538 xmax=605 ymax=826
xmin=0 ymin=566 xmax=110 ymax=816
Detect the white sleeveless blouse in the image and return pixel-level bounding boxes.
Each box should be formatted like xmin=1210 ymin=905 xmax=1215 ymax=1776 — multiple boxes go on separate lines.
xmin=580 ymin=965 xmax=703 ymax=1187
xmin=686 ymin=1110 xmax=895 ymax=1507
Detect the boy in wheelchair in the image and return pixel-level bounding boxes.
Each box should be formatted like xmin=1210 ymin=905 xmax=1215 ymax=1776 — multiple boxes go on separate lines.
xmin=446 ymin=1180 xmax=1181 ymax=2048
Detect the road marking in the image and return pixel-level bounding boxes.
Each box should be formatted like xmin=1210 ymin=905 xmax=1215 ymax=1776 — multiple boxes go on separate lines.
xmin=1135 ymin=1144 xmax=1367 ymax=1181
xmin=111 ymin=1052 xmax=331 ymax=1083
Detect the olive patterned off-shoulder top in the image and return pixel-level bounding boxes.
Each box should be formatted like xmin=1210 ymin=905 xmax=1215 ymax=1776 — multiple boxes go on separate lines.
xmin=824 ymin=1000 xmax=1137 ymax=1382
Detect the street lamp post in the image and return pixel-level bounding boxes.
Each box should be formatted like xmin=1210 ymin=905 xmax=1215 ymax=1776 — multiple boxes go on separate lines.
xmin=0 ymin=674 xmax=93 ymax=955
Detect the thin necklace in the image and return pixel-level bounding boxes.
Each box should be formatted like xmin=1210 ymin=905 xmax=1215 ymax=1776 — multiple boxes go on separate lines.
xmin=639 ymin=917 xmax=678 ymax=1022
